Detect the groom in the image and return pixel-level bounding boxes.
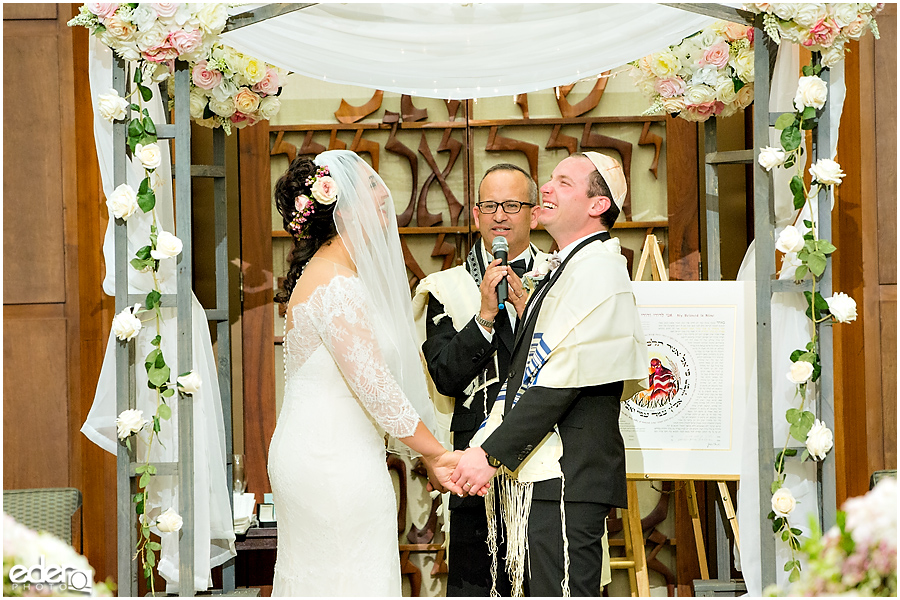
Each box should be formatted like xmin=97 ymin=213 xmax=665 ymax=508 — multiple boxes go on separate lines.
xmin=451 ymin=153 xmax=649 ymax=596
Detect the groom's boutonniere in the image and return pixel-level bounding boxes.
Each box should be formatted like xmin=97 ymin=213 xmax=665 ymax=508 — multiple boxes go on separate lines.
xmin=522 ymin=252 xmax=561 ymax=293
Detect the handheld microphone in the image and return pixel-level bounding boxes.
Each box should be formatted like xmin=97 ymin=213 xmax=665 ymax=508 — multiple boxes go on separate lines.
xmin=492 ymin=236 xmax=509 ymax=309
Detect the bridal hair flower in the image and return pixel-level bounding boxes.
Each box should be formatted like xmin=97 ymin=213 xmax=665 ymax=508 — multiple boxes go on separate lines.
xmin=287 ymin=166 xmax=339 ymax=238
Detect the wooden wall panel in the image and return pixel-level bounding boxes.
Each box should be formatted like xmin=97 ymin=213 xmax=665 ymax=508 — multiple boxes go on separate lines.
xmin=881 ymin=298 xmax=897 ymax=469
xmin=2 ymin=4 xmax=57 ymax=20
xmin=874 ymin=3 xmax=897 ymax=287
xmin=2 ymin=318 xmax=70 ymax=489
xmin=3 ymin=22 xmax=67 ymax=304
xmin=239 ymin=122 xmax=277 ymax=498
xmin=665 ymin=116 xmax=700 ymax=281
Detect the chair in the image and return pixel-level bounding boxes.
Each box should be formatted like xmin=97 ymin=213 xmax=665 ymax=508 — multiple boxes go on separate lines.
xmin=870 ymin=470 xmax=897 ymax=490
xmin=3 ymin=488 xmax=83 ymax=548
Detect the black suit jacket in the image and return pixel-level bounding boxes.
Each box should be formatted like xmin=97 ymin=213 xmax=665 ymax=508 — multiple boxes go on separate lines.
xmin=423 ymin=292 xmax=518 ymax=509
xmin=480 ymin=232 xmax=628 ymax=508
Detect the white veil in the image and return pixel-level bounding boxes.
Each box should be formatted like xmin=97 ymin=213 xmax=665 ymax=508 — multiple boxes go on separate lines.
xmin=314 ymin=150 xmax=436 ymax=436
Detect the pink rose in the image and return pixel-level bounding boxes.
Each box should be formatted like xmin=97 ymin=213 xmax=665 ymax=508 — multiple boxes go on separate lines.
xmin=654 ymin=76 xmax=686 ymax=98
xmin=233 ymin=88 xmax=261 ymax=114
xmin=698 ymin=42 xmax=730 ymax=68
xmin=806 ymin=17 xmax=840 ymax=48
xmin=152 ymin=3 xmax=179 ymax=18
xmin=230 ymin=112 xmax=257 ymax=129
xmin=747 ymin=27 xmax=754 ymax=44
xmin=722 ymin=22 xmax=751 ymax=42
xmin=192 ymin=61 xmax=223 ymax=90
xmin=86 ymin=3 xmax=118 ymax=19
xmin=252 ymin=67 xmax=282 ymax=96
xmin=142 ymin=40 xmax=179 ymax=64
xmin=687 ymin=100 xmax=724 ymax=121
xmin=168 ymin=28 xmax=203 ymax=55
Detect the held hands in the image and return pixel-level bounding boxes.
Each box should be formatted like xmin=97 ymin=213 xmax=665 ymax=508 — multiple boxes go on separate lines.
xmin=449 ymin=447 xmax=498 ymax=497
xmin=424 ymin=450 xmax=493 ymax=497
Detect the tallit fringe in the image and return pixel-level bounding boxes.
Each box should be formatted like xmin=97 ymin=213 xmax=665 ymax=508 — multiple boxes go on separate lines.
xmin=499 ymin=473 xmax=534 ymax=597
xmin=559 ymin=472 xmax=570 ymax=597
xmin=485 ymin=484 xmax=500 ymax=597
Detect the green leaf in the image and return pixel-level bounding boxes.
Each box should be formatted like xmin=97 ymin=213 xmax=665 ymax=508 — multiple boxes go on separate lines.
xmin=790 ymin=175 xmax=806 ymax=209
xmin=155 ymin=350 xmax=166 ymax=369
xmin=783 ymin=560 xmax=795 ymax=571
xmin=139 ymin=84 xmax=153 ymax=102
xmin=782 ymin=529 xmax=790 ymax=541
xmin=781 ymin=126 xmax=802 ymax=152
xmin=801 ymin=65 xmax=815 ymax=77
xmin=152 ymin=415 xmax=160 ymax=433
xmin=794 ymin=265 xmax=808 ymax=281
xmin=148 ymin=365 xmax=171 ymax=388
xmin=767 ymin=510 xmax=776 ymax=520
xmin=786 ymin=408 xmax=800 ymax=424
xmin=128 ymin=117 xmax=144 ymax=138
xmin=783 ymin=448 xmax=798 ymax=457
xmin=135 ymin=464 xmax=147 ymax=474
xmin=789 ymin=568 xmax=800 ymax=583
xmin=142 ymin=116 xmax=157 ymax=137
xmin=801 ymin=118 xmax=817 ymax=131
xmin=814 ymin=291 xmax=829 ymax=311
xmin=145 ymin=290 xmax=161 ymax=310
xmin=817 ymin=240 xmax=837 ymax=254
xmin=125 ymin=437 xmax=132 ymax=452
xmin=807 ymin=251 xmax=827 ymax=277
xmin=790 ymin=410 xmax=816 ymax=443
xmin=147 ymin=464 xmax=156 ymax=475
xmin=158 ymin=404 xmax=172 ymax=420
xmin=142 ymin=523 xmax=151 ymax=539
xmin=789 ymin=349 xmax=803 ymax=362
xmin=774 ymin=112 xmax=796 ymax=130
xmin=732 ymin=77 xmax=745 ymax=93
xmin=135 ymin=499 xmax=144 ymax=515
xmin=137 ymin=190 xmax=156 ymax=213
xmin=147 ymin=549 xmax=156 ymax=567
xmin=145 ymin=348 xmax=161 ymax=371
xmin=783 ymin=154 xmax=796 ymax=169
xmin=798 ymin=352 xmax=816 ymax=363
xmin=161 ymin=388 xmax=175 ymax=399
xmin=151 ymin=335 xmax=161 ymax=347
xmin=813 ymin=64 xmax=822 ymax=75
xmin=791 ymin=527 xmax=803 ymax=536
xmin=130 ymin=103 xmax=141 ymax=112
xmin=804 ymin=220 xmax=813 ymax=228
xmin=139 ymin=471 xmax=150 ymax=488
xmin=148 ymin=541 xmax=161 ymax=551
xmin=801 ymin=449 xmax=810 ymax=462
xmin=134 ymin=68 xmax=143 ymax=84
xmin=802 ymin=106 xmax=817 ymax=121
xmin=136 ymin=245 xmax=152 ymax=260
xmin=771 ymin=480 xmax=781 ymax=494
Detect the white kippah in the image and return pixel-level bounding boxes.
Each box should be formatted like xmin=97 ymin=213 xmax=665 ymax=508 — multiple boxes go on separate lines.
xmin=582 ymin=151 xmax=626 ymax=211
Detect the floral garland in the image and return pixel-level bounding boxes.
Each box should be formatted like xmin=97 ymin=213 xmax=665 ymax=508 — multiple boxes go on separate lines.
xmin=630 ymin=20 xmax=755 ymax=122
xmin=766 ymin=477 xmax=897 ymax=596
xmin=288 ymin=166 xmax=339 ymax=238
xmin=744 ymin=1 xmax=883 ymax=584
xmin=68 ymin=2 xmax=286 ymax=591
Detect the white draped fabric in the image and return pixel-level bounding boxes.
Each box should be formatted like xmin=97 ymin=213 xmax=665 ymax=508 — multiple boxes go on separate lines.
xmin=736 ymin=45 xmax=846 ymax=596
xmin=82 ymin=38 xmax=236 ymax=592
xmin=221 ymin=3 xmax=717 ymax=99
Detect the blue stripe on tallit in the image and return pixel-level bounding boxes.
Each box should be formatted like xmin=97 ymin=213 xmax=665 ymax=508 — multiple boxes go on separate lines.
xmin=475 ymin=332 xmax=551 ymax=434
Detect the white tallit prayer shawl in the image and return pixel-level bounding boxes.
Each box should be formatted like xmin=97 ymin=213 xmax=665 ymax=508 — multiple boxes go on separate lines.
xmin=471 ymin=236 xmax=649 ymax=596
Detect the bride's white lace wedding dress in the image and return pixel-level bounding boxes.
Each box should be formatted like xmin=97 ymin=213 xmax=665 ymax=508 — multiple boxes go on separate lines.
xmin=268 ymin=265 xmax=422 ymax=596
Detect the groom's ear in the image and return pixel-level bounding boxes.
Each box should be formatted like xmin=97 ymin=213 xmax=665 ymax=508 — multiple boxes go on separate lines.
xmin=587 ymin=196 xmax=611 ymax=218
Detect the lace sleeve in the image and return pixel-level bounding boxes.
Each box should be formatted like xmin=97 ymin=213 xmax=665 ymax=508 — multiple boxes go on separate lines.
xmin=306 ymin=276 xmax=421 ymax=439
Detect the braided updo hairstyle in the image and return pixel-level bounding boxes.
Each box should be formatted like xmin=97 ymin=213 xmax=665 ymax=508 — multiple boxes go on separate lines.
xmin=273 ymin=156 xmax=338 ymax=304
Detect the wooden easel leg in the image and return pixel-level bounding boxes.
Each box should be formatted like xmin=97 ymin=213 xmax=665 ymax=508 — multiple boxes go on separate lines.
xmin=626 ymin=481 xmax=651 ymax=596
xmin=717 ymin=481 xmax=741 ymax=552
xmin=619 ymin=504 xmax=639 ymax=596
xmin=684 ymin=481 xmax=710 ymax=579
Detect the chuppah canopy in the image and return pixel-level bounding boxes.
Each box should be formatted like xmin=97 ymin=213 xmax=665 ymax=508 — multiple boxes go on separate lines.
xmin=221 ymin=3 xmax=722 ymax=99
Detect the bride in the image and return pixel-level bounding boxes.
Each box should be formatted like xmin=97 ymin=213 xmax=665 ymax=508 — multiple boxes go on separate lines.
xmin=268 ymin=150 xmax=464 ymax=596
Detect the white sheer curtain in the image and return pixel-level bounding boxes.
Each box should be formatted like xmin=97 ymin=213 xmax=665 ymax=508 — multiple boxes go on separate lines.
xmin=222 ymin=3 xmax=716 ymax=99
xmin=736 ymin=44 xmax=846 ymax=596
xmin=82 ymin=38 xmax=236 ymax=592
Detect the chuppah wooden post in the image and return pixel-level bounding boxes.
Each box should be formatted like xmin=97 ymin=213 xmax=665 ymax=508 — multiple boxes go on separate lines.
xmin=113 ymin=53 xmax=139 ymax=600
xmin=811 ymin=65 xmax=837 ymax=532
xmin=752 ymin=21 xmax=778 ymax=589
xmin=173 ymin=60 xmax=196 ymax=598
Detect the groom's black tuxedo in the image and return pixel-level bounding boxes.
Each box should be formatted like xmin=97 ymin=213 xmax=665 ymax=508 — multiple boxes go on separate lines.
xmin=480 ymin=231 xmax=627 ymax=596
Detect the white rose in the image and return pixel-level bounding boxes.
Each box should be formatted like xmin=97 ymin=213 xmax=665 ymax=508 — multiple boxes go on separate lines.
xmin=843 ymin=14 xmax=871 ymax=40
xmin=805 ymin=419 xmax=834 ymax=460
xmin=758 ymin=146 xmax=787 ymax=171
xmin=825 ymin=292 xmax=857 ymax=323
xmin=809 ymin=158 xmax=845 ymax=185
xmin=775 ymin=225 xmax=805 ymax=253
xmin=112 ymin=304 xmax=142 ymax=341
xmin=831 ymin=3 xmax=860 ymax=28
xmin=792 ymin=3 xmax=828 ymax=28
xmin=770 ymin=3 xmax=799 ymax=21
xmin=195 ymin=3 xmax=228 ymax=34
xmin=156 ymin=508 xmax=183 ymax=533
xmin=107 ymin=183 xmax=139 ymax=220
xmin=130 ymin=4 xmax=158 ymax=32
xmin=691 ymin=66 xmax=720 ymax=87
xmin=649 ymin=51 xmax=682 ymax=78
xmin=794 ymin=75 xmax=828 ymax=110
xmin=210 ymin=79 xmax=239 ymax=104
xmin=780 ymin=251 xmax=803 ymax=280
xmin=97 ymin=89 xmax=129 ymax=121
xmin=685 ymin=84 xmax=716 ymax=105
xmin=116 ymin=409 xmax=148 ymax=439
xmin=788 ymin=360 xmax=814 ymax=384
xmin=151 ymin=230 xmax=183 ymax=260
xmin=134 ymin=143 xmax=162 ymax=170
xmin=714 ymin=78 xmax=739 ymax=105
xmin=177 ymin=371 xmax=202 ymax=394
xmin=189 ymin=88 xmax=208 ymax=120
xmin=820 ymin=43 xmax=847 ymax=68
xmin=732 ymin=47 xmax=755 ymax=83
xmin=257 ymin=96 xmax=281 ymax=121
xmin=135 ymin=20 xmax=167 ymax=52
xmin=208 ymin=96 xmax=236 ymax=118
xmin=771 ymin=486 xmax=797 ymax=517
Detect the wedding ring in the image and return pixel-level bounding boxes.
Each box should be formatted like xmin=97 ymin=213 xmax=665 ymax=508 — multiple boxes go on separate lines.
xmin=464 ymin=483 xmax=472 ymax=488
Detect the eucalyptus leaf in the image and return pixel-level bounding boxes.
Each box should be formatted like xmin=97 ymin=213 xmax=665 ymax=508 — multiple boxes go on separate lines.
xmin=148 ymin=365 xmax=170 ymax=388
xmin=774 ymin=112 xmax=796 ymax=130
xmin=158 ymin=404 xmax=172 ymax=420
xmin=161 ymin=388 xmax=175 ymax=398
xmin=786 ymin=408 xmax=800 ymax=424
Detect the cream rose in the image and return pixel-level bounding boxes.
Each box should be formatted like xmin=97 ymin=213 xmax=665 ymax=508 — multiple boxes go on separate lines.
xmin=97 ymin=89 xmax=129 ymax=121
xmin=771 ymin=3 xmax=799 ymax=21
xmin=843 ymin=14 xmax=871 ymax=40
xmin=177 ymin=371 xmax=202 ymax=394
xmin=788 ymin=360 xmax=814 ymax=384
xmin=116 ymin=409 xmax=147 ymax=440
xmin=107 ymin=183 xmax=139 ymax=220
xmin=732 ymin=47 xmax=755 ymax=83
xmin=189 ymin=88 xmax=208 ymax=120
xmin=151 ymin=230 xmax=183 ymax=260
xmin=735 ymin=83 xmax=755 ymax=109
xmin=257 ymin=96 xmax=281 ymax=121
xmin=130 ymin=5 xmax=158 ymax=32
xmin=649 ymin=51 xmax=681 ymax=78
xmin=135 ymin=143 xmax=162 ymax=170
xmin=135 ymin=21 xmax=168 ymax=52
xmin=771 ymin=487 xmax=797 ymax=517
xmin=208 ymin=97 xmax=236 ymax=118
xmin=104 ymin=14 xmax=136 ymax=41
xmin=825 ymin=292 xmax=857 ymax=323
xmin=233 ymin=88 xmax=261 ymax=115
xmin=195 ymin=3 xmax=228 ymax=34
xmin=809 ymin=158 xmax=845 ymax=185
xmin=792 ymin=3 xmax=828 ymax=28
xmin=715 ymin=78 xmax=739 ymax=105
xmin=820 ymin=44 xmax=847 ymax=68
xmin=776 ymin=225 xmax=805 ymax=253
xmin=156 ymin=508 xmax=183 ymax=533
xmin=662 ymin=96 xmax=686 ymax=114
xmin=831 ymin=3 xmax=860 ymax=28
xmin=112 ymin=304 xmax=142 ymax=341
xmin=794 ymin=75 xmax=828 ymax=110
xmin=758 ymin=146 xmax=787 ymax=171
xmin=806 ymin=419 xmax=834 ymax=460
xmin=242 ymin=57 xmax=267 ymax=85
xmin=685 ymin=84 xmax=717 ymax=105
xmin=311 ymin=176 xmax=339 ymax=205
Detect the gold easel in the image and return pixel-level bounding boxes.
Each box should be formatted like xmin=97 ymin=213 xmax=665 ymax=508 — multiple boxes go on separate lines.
xmin=631 ymin=233 xmax=742 ymax=583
